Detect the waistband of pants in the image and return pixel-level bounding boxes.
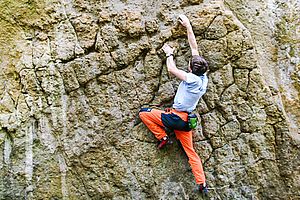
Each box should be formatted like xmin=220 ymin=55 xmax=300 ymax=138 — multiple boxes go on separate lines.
xmin=170 ymin=109 xmax=189 ymax=121
xmin=171 ymin=108 xmax=189 ymax=114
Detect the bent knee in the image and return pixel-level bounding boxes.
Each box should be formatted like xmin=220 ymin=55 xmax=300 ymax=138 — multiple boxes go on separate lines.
xmin=139 ymin=107 xmax=152 ymax=119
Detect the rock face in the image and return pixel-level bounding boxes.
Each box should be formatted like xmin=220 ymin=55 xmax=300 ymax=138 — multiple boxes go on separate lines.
xmin=224 ymin=0 xmax=300 ymax=152
xmin=0 ymin=0 xmax=299 ymax=199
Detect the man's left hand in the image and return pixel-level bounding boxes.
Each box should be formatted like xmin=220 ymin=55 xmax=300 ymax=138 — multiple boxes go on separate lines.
xmin=162 ymin=44 xmax=174 ymax=55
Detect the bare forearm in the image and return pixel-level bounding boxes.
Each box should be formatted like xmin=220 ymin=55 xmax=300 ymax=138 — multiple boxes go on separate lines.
xmin=162 ymin=43 xmax=186 ymax=81
xmin=166 ymin=56 xmax=187 ymax=81
xmin=186 ymin=24 xmax=198 ymax=52
xmin=178 ymin=14 xmax=199 ymax=53
xmin=166 ymin=56 xmax=176 ymax=72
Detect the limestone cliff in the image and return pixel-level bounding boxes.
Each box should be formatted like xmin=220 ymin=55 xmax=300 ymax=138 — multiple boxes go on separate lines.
xmin=0 ymin=0 xmax=299 ymax=199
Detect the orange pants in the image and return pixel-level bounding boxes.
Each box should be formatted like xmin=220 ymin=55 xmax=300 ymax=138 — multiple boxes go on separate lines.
xmin=139 ymin=108 xmax=206 ymax=184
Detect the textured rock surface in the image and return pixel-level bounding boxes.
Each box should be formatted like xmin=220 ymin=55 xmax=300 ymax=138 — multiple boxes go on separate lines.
xmin=224 ymin=0 xmax=300 ymax=138
xmin=0 ymin=0 xmax=299 ymax=199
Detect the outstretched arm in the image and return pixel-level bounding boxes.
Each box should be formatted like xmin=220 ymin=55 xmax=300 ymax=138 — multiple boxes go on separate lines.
xmin=179 ymin=15 xmax=199 ymax=56
xmin=162 ymin=44 xmax=187 ymax=81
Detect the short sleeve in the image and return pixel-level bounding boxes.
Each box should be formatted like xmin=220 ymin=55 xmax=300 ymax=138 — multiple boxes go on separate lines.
xmin=185 ymin=73 xmax=200 ymax=84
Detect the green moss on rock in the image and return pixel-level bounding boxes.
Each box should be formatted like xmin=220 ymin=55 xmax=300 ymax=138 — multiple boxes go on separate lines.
xmin=0 ymin=0 xmax=46 ymax=50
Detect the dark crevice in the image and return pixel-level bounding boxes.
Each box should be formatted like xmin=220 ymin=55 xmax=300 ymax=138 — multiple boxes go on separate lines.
xmin=31 ymin=33 xmax=51 ymax=106
xmin=218 ymin=82 xmax=235 ymax=101
xmin=131 ymin=137 xmax=157 ymax=145
xmin=246 ymin=68 xmax=253 ymax=92
xmin=84 ymin=31 xmax=98 ymax=55
xmin=3 ymin=127 xmax=14 ymax=146
xmin=144 ymin=63 xmax=164 ymax=107
xmin=201 ymin=14 xmax=223 ymax=38
xmin=203 ymin=144 xmax=219 ymax=165
xmin=59 ymin=56 xmax=78 ymax=64
xmin=76 ymin=49 xmax=150 ymax=94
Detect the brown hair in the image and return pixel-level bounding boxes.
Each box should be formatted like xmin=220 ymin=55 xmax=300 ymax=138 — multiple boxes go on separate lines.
xmin=189 ymin=55 xmax=208 ymax=76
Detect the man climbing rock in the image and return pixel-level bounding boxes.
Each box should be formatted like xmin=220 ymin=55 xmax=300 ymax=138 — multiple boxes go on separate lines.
xmin=139 ymin=15 xmax=209 ymax=194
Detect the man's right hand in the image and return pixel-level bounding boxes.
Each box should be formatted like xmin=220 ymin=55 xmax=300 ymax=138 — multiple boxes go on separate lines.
xmin=178 ymin=14 xmax=191 ymax=28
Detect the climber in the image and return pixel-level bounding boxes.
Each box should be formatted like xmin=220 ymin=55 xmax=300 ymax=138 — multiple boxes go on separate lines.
xmin=138 ymin=15 xmax=209 ymax=194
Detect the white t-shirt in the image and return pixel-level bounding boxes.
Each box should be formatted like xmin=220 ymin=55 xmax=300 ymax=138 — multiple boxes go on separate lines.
xmin=172 ymin=72 xmax=208 ymax=113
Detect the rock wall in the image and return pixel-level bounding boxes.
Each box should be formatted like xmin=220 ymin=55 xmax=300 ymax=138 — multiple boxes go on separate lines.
xmin=0 ymin=0 xmax=299 ymax=199
xmin=224 ymin=0 xmax=300 ymax=151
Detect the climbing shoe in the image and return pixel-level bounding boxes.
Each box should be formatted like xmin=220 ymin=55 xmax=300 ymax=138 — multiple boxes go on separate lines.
xmin=157 ymin=136 xmax=169 ymax=149
xmin=198 ymin=182 xmax=208 ymax=196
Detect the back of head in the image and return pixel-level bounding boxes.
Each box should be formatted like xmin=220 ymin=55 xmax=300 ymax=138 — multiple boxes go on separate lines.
xmin=190 ymin=55 xmax=208 ymax=76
